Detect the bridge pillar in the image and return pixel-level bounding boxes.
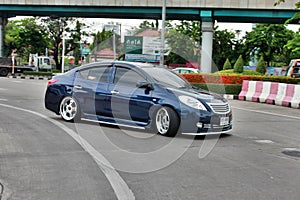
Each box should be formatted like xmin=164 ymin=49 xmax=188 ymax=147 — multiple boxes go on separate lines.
xmin=0 ymin=17 xmax=8 ymax=57
xmin=200 ymin=11 xmax=214 ymax=73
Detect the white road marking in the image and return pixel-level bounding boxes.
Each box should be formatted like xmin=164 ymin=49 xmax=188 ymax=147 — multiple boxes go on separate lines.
xmin=255 ymin=140 xmax=275 ymax=144
xmin=0 ymin=88 xmax=8 ymax=91
xmin=12 ymin=80 xmax=22 ymax=83
xmin=0 ymin=103 xmax=135 ymax=200
xmin=283 ymin=148 xmax=300 ymax=151
xmin=232 ymin=106 xmax=300 ymax=120
xmin=0 ymin=98 xmax=8 ymax=101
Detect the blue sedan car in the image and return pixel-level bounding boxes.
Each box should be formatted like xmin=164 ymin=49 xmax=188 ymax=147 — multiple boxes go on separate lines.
xmin=45 ymin=61 xmax=232 ymax=137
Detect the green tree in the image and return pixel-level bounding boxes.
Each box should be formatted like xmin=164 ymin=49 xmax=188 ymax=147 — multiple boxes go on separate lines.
xmin=170 ymin=20 xmax=201 ymax=42
xmin=89 ymin=29 xmax=122 ymax=61
xmin=233 ymin=55 xmax=244 ymax=73
xmin=223 ymin=58 xmax=232 ymax=70
xmin=166 ymin=29 xmax=198 ymax=64
xmin=166 ymin=21 xmax=244 ymax=70
xmin=90 ymin=29 xmax=113 ymax=51
xmin=284 ymin=30 xmax=300 ymax=57
xmin=165 ymin=20 xmax=201 ymax=64
xmin=40 ymin=17 xmax=89 ymax=70
xmin=275 ymin=0 xmax=300 ymax=23
xmin=256 ymin=56 xmax=266 ymax=74
xmin=243 ymin=24 xmax=294 ymax=66
xmin=4 ymin=18 xmax=49 ymax=60
xmin=132 ymin=20 xmax=159 ymax=35
xmin=213 ymin=28 xmax=244 ymax=70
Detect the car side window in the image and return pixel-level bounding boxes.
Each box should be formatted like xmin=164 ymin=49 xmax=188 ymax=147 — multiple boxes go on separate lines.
xmin=182 ymin=70 xmax=188 ymax=74
xmin=113 ymin=67 xmax=147 ymax=87
xmin=78 ymin=66 xmax=111 ymax=82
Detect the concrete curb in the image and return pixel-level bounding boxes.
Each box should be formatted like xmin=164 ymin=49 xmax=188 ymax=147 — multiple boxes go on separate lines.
xmin=223 ymin=94 xmax=239 ymax=100
xmin=6 ymin=75 xmax=51 ymax=80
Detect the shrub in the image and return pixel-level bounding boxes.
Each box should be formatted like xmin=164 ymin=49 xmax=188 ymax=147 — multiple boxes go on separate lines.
xmin=233 ymin=55 xmax=244 ymax=73
xmin=223 ymin=58 xmax=232 ymax=70
xmin=23 ymin=71 xmax=53 ymax=77
xmin=215 ymin=69 xmax=262 ymax=76
xmin=181 ymin=73 xmax=300 ymax=85
xmin=256 ymin=56 xmax=266 ymax=74
xmin=192 ymin=83 xmax=242 ymax=95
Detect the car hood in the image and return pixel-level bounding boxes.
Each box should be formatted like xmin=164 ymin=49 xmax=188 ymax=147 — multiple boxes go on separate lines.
xmin=167 ymin=87 xmax=227 ymax=104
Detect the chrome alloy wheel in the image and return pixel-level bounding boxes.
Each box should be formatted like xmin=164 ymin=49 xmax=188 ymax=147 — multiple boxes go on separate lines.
xmin=155 ymin=107 xmax=170 ymax=135
xmin=60 ymin=96 xmax=78 ymax=121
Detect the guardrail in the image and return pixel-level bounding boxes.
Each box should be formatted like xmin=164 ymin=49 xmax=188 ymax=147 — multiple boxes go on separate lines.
xmin=238 ymin=80 xmax=300 ymax=109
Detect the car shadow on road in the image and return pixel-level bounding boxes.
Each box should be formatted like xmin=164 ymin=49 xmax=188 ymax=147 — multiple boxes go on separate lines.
xmin=179 ymin=133 xmax=232 ymax=140
xmin=51 ymin=116 xmax=232 ymax=141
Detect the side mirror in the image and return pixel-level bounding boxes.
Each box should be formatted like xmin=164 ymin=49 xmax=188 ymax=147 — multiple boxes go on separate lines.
xmin=136 ymin=81 xmax=154 ymax=90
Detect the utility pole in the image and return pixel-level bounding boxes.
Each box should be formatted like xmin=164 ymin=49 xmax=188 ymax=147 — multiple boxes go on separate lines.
xmin=160 ymin=0 xmax=166 ymax=67
xmin=113 ymin=26 xmax=116 ymax=61
xmin=62 ymin=23 xmax=65 ymax=73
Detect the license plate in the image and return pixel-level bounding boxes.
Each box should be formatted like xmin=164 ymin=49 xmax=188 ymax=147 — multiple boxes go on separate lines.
xmin=220 ymin=117 xmax=229 ymax=126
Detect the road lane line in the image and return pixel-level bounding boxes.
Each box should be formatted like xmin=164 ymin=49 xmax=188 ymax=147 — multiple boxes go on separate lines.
xmin=12 ymin=80 xmax=22 ymax=83
xmin=232 ymin=106 xmax=300 ymax=120
xmin=255 ymin=140 xmax=275 ymax=144
xmin=0 ymin=99 xmax=8 ymax=101
xmin=0 ymin=103 xmax=135 ymax=200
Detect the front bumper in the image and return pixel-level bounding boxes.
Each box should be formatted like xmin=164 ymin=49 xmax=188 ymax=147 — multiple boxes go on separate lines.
xmin=182 ymin=123 xmax=233 ymax=135
xmin=179 ymin=108 xmax=233 ymax=135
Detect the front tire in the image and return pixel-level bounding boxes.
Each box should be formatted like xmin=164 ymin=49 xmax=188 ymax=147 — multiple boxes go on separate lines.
xmin=59 ymin=96 xmax=80 ymax=122
xmin=154 ymin=107 xmax=179 ymax=137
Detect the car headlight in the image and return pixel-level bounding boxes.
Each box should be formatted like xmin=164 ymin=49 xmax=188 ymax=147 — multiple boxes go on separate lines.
xmin=178 ymin=96 xmax=207 ymax=110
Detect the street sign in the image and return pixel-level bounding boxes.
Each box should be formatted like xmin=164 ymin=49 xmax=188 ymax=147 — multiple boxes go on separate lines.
xmin=124 ymin=36 xmax=143 ymax=54
xmin=142 ymin=36 xmax=161 ymax=55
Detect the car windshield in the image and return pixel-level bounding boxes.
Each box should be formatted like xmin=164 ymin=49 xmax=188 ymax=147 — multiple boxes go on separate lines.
xmin=143 ymin=67 xmax=192 ymax=89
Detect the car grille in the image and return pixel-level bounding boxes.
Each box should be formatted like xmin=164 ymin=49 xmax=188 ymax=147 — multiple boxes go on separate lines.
xmin=207 ymin=103 xmax=230 ymax=114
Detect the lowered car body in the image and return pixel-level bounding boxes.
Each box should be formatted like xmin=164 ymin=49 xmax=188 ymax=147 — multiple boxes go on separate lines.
xmin=45 ymin=61 xmax=232 ymax=137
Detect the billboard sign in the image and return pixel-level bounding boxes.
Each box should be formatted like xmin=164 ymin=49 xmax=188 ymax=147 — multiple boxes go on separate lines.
xmin=124 ymin=36 xmax=143 ymax=54
xmin=125 ymin=54 xmax=160 ymax=63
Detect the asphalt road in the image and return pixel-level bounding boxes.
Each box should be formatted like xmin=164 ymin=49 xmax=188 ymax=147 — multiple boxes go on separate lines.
xmin=0 ymin=77 xmax=299 ymax=200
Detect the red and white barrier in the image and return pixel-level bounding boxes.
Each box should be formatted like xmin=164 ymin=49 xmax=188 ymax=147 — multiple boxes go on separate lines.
xmin=258 ymin=81 xmax=271 ymax=103
xmin=245 ymin=81 xmax=257 ymax=101
xmin=291 ymin=85 xmax=300 ymax=108
xmin=281 ymin=84 xmax=295 ymax=107
xmin=274 ymin=83 xmax=288 ymax=106
xmin=265 ymin=82 xmax=279 ymax=104
xmin=252 ymin=81 xmax=263 ymax=102
xmin=238 ymin=80 xmax=249 ymax=100
xmin=238 ymin=80 xmax=300 ymax=108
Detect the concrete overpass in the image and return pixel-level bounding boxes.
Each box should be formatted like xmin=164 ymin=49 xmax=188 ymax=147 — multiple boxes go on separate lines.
xmin=0 ymin=0 xmax=299 ymax=72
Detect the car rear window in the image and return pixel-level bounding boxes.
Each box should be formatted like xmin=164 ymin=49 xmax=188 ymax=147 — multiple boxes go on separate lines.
xmin=78 ymin=66 xmax=111 ymax=82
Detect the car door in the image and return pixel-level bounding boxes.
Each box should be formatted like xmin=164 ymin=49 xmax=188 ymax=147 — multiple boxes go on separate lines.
xmin=73 ymin=65 xmax=112 ymax=119
xmin=108 ymin=65 xmax=154 ymax=124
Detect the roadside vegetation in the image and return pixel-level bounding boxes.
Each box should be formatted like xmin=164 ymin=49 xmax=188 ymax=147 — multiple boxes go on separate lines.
xmin=4 ymin=15 xmax=300 ymax=73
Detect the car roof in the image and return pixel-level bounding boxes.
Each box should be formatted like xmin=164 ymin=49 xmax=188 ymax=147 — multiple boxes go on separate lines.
xmin=173 ymin=67 xmax=198 ymax=70
xmin=78 ymin=61 xmax=160 ymax=70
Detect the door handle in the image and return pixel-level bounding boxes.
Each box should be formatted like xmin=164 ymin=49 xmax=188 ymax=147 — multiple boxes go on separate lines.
xmin=111 ymin=90 xmax=119 ymax=95
xmin=74 ymin=85 xmax=82 ymax=89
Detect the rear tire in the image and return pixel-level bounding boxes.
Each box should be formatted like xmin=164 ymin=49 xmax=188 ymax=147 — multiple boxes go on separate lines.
xmin=154 ymin=107 xmax=179 ymax=137
xmin=59 ymin=96 xmax=80 ymax=122
xmin=0 ymin=68 xmax=9 ymax=77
